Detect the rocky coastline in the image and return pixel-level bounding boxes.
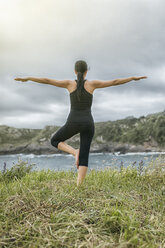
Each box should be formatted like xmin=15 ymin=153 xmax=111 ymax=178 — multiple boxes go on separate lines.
xmin=0 ymin=141 xmax=164 ymax=156
xmin=1 ymin=110 xmax=165 ymax=155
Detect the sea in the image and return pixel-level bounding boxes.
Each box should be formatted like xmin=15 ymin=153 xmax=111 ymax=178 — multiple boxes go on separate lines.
xmin=0 ymin=152 xmax=165 ymax=173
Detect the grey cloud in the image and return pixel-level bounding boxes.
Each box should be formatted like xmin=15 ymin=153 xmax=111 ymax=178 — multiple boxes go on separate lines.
xmin=0 ymin=0 xmax=165 ymax=128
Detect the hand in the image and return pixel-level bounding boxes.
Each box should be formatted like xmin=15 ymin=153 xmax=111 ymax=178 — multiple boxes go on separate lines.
xmin=14 ymin=77 xmax=29 ymax=82
xmin=133 ymin=76 xmax=148 ymax=81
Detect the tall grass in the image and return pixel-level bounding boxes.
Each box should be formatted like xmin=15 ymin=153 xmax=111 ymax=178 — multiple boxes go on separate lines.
xmin=0 ymin=156 xmax=165 ymax=247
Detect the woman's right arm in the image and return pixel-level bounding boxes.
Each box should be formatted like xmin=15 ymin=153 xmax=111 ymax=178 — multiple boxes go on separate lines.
xmin=91 ymin=76 xmax=147 ymax=89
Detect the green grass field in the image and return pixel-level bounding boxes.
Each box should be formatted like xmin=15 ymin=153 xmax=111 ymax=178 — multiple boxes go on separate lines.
xmin=0 ymin=157 xmax=165 ymax=248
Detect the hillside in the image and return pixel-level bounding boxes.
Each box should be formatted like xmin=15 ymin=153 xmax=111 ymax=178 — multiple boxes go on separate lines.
xmin=0 ymin=110 xmax=165 ymax=155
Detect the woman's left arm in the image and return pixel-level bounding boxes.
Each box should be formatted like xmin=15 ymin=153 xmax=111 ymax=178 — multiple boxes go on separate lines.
xmin=14 ymin=77 xmax=70 ymax=88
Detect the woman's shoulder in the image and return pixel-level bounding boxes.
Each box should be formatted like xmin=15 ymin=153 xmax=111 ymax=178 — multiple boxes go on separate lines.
xmin=84 ymin=80 xmax=95 ymax=95
xmin=67 ymin=79 xmax=95 ymax=94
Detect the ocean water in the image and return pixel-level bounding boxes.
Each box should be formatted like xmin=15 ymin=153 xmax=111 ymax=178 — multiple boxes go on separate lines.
xmin=0 ymin=152 xmax=165 ymax=172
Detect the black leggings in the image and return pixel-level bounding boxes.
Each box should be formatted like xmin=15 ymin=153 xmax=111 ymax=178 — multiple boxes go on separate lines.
xmin=50 ymin=115 xmax=95 ymax=167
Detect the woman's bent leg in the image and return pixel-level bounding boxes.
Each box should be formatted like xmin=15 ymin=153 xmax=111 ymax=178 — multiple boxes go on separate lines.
xmin=57 ymin=142 xmax=77 ymax=156
xmin=50 ymin=123 xmax=80 ymax=168
xmin=51 ymin=123 xmax=79 ymax=155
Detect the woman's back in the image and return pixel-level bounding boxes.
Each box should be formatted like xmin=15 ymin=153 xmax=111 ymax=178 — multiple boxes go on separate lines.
xmin=69 ymin=79 xmax=93 ymax=111
xmin=66 ymin=79 xmax=94 ymax=125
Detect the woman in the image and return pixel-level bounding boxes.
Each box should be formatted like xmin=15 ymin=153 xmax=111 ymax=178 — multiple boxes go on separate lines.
xmin=15 ymin=60 xmax=147 ymax=186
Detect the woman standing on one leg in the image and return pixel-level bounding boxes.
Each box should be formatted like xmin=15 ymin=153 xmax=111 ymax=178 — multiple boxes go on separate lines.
xmin=15 ymin=60 xmax=147 ymax=186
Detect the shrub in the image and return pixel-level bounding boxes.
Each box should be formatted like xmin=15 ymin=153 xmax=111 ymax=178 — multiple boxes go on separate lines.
xmin=0 ymin=159 xmax=36 ymax=182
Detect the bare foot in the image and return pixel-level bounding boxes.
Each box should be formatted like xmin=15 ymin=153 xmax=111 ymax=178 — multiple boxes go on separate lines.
xmin=75 ymin=149 xmax=80 ymax=169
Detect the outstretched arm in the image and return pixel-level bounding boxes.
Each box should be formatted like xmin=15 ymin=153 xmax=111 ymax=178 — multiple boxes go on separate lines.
xmin=91 ymin=76 xmax=148 ymax=89
xmin=14 ymin=77 xmax=70 ymax=88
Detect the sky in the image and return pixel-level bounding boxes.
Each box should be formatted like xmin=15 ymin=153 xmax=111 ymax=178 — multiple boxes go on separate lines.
xmin=0 ymin=0 xmax=165 ymax=129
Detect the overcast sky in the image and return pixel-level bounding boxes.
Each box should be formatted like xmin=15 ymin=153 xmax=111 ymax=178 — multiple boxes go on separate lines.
xmin=1 ymin=0 xmax=165 ymax=129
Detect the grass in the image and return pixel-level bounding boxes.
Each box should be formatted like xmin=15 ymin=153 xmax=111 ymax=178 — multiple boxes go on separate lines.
xmin=0 ymin=157 xmax=165 ymax=247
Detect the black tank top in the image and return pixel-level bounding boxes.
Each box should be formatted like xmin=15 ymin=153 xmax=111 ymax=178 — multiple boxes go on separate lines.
xmin=70 ymin=79 xmax=93 ymax=111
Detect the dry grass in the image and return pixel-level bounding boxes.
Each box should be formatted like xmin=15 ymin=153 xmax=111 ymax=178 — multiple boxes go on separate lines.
xmin=0 ymin=156 xmax=165 ymax=247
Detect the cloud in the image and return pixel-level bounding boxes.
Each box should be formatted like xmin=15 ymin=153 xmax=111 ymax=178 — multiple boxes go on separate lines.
xmin=0 ymin=0 xmax=165 ymax=128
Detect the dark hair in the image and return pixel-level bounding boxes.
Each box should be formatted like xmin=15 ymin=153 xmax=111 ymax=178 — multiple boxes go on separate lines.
xmin=74 ymin=60 xmax=88 ymax=101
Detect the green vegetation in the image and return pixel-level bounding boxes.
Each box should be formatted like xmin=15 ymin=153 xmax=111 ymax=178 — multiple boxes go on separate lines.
xmin=95 ymin=111 xmax=165 ymax=146
xmin=0 ymin=157 xmax=165 ymax=247
xmin=0 ymin=111 xmax=165 ymax=153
